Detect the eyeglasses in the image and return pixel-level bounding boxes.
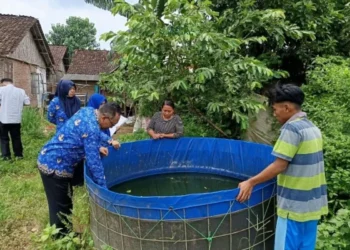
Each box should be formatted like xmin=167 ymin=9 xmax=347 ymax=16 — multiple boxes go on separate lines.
xmin=103 ymin=116 xmax=117 ymax=127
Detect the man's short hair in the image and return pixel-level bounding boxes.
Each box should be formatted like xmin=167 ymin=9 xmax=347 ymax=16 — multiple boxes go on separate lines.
xmin=1 ymin=78 xmax=13 ymax=83
xmin=99 ymin=102 xmax=122 ymax=118
xmin=268 ymin=83 xmax=305 ymax=107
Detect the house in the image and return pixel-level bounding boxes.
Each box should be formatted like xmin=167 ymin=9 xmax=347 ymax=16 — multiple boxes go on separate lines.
xmin=63 ymin=49 xmax=118 ymax=97
xmin=0 ymin=14 xmax=55 ymax=107
xmin=48 ymin=45 xmax=69 ymax=92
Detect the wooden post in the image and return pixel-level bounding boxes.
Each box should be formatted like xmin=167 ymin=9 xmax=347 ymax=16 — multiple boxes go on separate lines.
xmin=123 ymin=91 xmax=127 ymax=116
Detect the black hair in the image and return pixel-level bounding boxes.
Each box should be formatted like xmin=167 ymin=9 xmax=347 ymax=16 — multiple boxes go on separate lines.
xmin=268 ymin=83 xmax=305 ymax=107
xmin=48 ymin=93 xmax=55 ymax=102
xmin=162 ymin=100 xmax=175 ymax=109
xmin=99 ymin=102 xmax=122 ymax=117
xmin=1 ymin=78 xmax=12 ymax=83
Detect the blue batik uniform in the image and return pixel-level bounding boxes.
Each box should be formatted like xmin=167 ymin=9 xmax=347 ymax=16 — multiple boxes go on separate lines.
xmin=47 ymin=97 xmax=69 ymax=131
xmin=38 ymin=107 xmax=108 ymax=187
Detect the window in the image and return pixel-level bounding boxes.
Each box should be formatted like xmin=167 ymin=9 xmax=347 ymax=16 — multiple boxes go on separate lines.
xmin=3 ymin=60 xmax=13 ymax=79
xmin=31 ymin=73 xmax=40 ymax=94
xmin=31 ymin=73 xmax=46 ymax=95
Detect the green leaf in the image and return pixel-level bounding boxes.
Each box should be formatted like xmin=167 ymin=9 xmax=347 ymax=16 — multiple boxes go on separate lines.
xmin=73 ymin=237 xmax=81 ymax=245
xmin=100 ymin=31 xmax=116 ymax=41
xmin=40 ymin=234 xmax=50 ymax=242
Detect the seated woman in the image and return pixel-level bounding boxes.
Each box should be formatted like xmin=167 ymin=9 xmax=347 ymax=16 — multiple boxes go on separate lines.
xmin=147 ymin=100 xmax=184 ymax=139
xmin=48 ymin=80 xmax=81 ymax=132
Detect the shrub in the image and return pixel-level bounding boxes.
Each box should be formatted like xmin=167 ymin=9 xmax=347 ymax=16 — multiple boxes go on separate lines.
xmin=117 ymin=130 xmax=149 ymax=143
xmin=36 ymin=224 xmax=94 ymax=250
xmin=182 ymin=114 xmax=221 ymax=138
xmin=303 ymin=56 xmax=350 ymax=211
xmin=21 ymin=107 xmax=45 ymax=137
xmin=304 ymin=56 xmax=350 ymax=249
xmin=316 ymin=209 xmax=350 ymax=250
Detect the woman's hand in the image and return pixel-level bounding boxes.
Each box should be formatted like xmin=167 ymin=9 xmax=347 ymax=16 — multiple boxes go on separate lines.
xmin=111 ymin=140 xmax=121 ymax=149
xmin=152 ymin=133 xmax=161 ymax=140
xmin=159 ymin=133 xmax=174 ymax=139
xmin=99 ymin=147 xmax=108 ymax=157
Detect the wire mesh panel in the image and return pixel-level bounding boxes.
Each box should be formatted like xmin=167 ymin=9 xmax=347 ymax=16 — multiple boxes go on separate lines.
xmin=86 ymin=138 xmax=277 ymax=250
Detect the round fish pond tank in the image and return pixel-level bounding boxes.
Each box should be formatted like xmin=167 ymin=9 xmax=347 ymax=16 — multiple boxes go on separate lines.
xmin=86 ymin=138 xmax=276 ymax=250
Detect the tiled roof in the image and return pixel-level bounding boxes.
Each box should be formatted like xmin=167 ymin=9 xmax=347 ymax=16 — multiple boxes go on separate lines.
xmin=0 ymin=14 xmax=37 ymax=56
xmin=49 ymin=45 xmax=68 ymax=71
xmin=67 ymin=50 xmax=117 ymax=75
xmin=0 ymin=14 xmax=54 ymax=67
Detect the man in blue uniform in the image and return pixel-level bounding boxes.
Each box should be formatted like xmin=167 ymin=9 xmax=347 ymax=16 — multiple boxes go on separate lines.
xmin=38 ymin=102 xmax=121 ymax=235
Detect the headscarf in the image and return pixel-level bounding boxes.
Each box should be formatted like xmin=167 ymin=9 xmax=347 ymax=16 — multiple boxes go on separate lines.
xmin=55 ymin=80 xmax=81 ymax=118
xmin=87 ymin=93 xmax=111 ymax=137
xmin=87 ymin=94 xmax=107 ymax=109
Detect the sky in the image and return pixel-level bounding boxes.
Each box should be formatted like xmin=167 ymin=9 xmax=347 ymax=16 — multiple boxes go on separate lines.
xmin=0 ymin=0 xmax=138 ymax=49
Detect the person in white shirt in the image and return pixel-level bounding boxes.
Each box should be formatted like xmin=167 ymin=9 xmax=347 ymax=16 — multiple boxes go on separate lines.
xmin=0 ymin=78 xmax=30 ymax=160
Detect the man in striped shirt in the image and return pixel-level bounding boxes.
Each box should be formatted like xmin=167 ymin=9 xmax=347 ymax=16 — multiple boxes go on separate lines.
xmin=237 ymin=84 xmax=328 ymax=250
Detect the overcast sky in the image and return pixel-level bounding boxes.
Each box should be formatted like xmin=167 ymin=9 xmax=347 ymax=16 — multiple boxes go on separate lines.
xmin=1 ymin=0 xmax=138 ymax=49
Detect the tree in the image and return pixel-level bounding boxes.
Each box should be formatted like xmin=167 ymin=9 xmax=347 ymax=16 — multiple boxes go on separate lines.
xmin=215 ymin=0 xmax=350 ymax=83
xmin=46 ymin=17 xmax=100 ymax=58
xmin=84 ymin=0 xmax=166 ymax=17
xmin=94 ymin=0 xmax=349 ymax=83
xmin=100 ymin=0 xmax=313 ymax=137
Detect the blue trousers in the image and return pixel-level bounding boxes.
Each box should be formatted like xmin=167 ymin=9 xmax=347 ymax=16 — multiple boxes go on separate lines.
xmin=274 ymin=216 xmax=318 ymax=250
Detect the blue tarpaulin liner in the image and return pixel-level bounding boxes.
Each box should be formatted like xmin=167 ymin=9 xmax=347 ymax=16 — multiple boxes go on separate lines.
xmin=86 ymin=138 xmax=276 ymax=221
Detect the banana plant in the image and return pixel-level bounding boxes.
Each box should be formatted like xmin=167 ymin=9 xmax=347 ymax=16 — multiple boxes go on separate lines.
xmin=84 ymin=0 xmax=115 ymax=10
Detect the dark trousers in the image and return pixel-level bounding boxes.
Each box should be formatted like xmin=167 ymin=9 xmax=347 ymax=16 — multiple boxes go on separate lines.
xmin=72 ymin=160 xmax=85 ymax=187
xmin=0 ymin=123 xmax=23 ymax=159
xmin=40 ymin=172 xmax=73 ymax=235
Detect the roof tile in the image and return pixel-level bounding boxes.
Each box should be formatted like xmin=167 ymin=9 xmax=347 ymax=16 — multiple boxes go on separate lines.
xmin=67 ymin=50 xmax=117 ymax=75
xmin=0 ymin=14 xmax=37 ymax=56
xmin=49 ymin=45 xmax=68 ymax=71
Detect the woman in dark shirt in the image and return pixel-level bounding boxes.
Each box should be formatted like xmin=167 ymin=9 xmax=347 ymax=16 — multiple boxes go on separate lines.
xmin=147 ymin=100 xmax=184 ymax=139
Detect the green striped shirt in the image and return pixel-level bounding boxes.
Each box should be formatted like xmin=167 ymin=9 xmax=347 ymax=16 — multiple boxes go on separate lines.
xmin=272 ymin=112 xmax=328 ymax=222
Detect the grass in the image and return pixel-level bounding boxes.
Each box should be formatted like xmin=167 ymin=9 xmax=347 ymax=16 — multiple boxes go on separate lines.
xmin=0 ymin=108 xmax=46 ymax=249
xmin=0 ymin=108 xmax=91 ymax=249
xmin=0 ymin=108 xmax=142 ymax=249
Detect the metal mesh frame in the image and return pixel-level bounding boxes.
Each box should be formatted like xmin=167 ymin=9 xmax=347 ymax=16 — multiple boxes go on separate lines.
xmin=88 ymin=186 xmax=276 ymax=250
